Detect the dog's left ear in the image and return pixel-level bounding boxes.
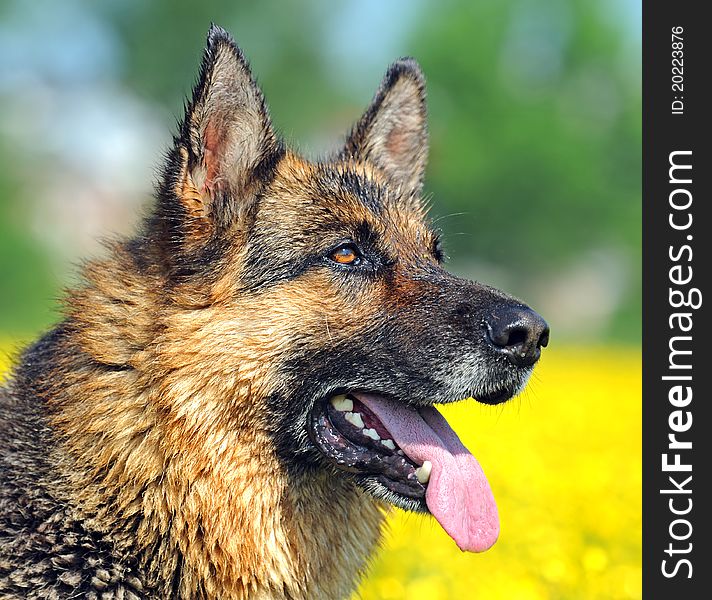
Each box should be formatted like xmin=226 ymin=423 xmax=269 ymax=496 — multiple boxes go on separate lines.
xmin=342 ymin=58 xmax=428 ymax=196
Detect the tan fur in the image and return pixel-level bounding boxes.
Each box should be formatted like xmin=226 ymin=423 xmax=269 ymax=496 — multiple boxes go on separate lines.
xmin=43 ymin=259 xmax=386 ymax=598
xmin=2 ymin=30 xmax=445 ymax=599
xmin=41 ymin=153 xmax=430 ymax=597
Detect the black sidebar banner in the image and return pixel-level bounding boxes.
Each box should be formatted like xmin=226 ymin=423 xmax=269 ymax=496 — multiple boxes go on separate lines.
xmin=643 ymin=1 xmax=711 ymax=598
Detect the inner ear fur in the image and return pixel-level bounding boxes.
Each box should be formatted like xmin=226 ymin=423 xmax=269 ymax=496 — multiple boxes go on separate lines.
xmin=342 ymin=58 xmax=429 ymax=197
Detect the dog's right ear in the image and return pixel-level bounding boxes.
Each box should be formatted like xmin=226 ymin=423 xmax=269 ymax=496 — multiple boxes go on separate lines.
xmin=159 ymin=25 xmax=282 ymax=248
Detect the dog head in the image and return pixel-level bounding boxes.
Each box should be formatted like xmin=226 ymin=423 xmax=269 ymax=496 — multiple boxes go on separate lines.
xmin=149 ymin=25 xmax=549 ymax=553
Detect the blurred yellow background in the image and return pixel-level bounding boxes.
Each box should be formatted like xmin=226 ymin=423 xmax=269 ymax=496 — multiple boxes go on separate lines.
xmin=356 ymin=346 xmax=641 ymax=600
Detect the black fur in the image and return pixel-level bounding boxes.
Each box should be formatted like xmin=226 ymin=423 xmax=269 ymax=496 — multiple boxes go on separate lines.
xmin=1 ymin=24 xmax=547 ymax=599
xmin=1 ymin=333 xmax=155 ymax=598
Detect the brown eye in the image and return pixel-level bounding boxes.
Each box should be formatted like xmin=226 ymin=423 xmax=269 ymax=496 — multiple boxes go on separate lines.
xmin=330 ymin=244 xmax=361 ymax=265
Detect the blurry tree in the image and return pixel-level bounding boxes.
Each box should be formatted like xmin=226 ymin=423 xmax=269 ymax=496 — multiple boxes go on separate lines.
xmin=408 ymin=0 xmax=640 ymax=341
xmin=0 ymin=146 xmax=59 ymax=336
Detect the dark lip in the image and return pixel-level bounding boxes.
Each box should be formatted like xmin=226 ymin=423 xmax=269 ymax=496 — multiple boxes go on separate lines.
xmin=307 ymin=393 xmax=428 ymax=505
xmin=357 ymin=473 xmax=429 ymax=513
xmin=474 ymin=386 xmax=520 ymax=405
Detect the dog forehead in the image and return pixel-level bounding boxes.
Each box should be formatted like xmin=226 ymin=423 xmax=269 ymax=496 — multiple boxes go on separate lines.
xmin=258 ymin=153 xmax=429 ymax=238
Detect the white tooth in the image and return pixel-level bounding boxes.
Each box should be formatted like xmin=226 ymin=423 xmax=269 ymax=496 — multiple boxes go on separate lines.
xmin=344 ymin=412 xmax=365 ymax=429
xmin=415 ymin=460 xmax=432 ymax=484
xmin=381 ymin=439 xmax=396 ymax=450
xmin=330 ymin=395 xmax=353 ymax=412
xmin=363 ymin=428 xmax=380 ymax=441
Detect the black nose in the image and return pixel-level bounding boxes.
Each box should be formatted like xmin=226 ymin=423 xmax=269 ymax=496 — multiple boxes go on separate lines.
xmin=486 ymin=306 xmax=549 ymax=367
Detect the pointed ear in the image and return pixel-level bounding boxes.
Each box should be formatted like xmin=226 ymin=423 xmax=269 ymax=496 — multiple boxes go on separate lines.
xmin=342 ymin=58 xmax=428 ymax=196
xmin=166 ymin=25 xmax=282 ymax=243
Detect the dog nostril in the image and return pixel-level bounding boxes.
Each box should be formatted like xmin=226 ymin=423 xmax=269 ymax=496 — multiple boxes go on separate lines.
xmin=486 ymin=306 xmax=549 ymax=367
xmin=538 ymin=327 xmax=550 ymax=349
xmin=502 ymin=326 xmax=527 ymax=349
xmin=487 ymin=320 xmax=529 ymax=349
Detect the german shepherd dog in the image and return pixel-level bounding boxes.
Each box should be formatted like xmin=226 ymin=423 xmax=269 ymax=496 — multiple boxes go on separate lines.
xmin=0 ymin=25 xmax=548 ymax=599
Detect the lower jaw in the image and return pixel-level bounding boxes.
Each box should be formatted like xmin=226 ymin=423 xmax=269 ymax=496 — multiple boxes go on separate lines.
xmin=357 ymin=474 xmax=428 ymax=512
xmin=475 ymin=388 xmax=516 ymax=405
xmin=469 ymin=373 xmax=532 ymax=405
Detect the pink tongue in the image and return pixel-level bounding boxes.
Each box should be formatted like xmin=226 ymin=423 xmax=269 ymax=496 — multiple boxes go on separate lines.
xmin=355 ymin=393 xmax=499 ymax=552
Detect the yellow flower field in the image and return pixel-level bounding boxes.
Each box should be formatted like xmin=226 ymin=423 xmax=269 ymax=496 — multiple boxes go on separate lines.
xmin=0 ymin=340 xmax=23 ymax=379
xmin=356 ymin=347 xmax=641 ymax=600
xmin=0 ymin=342 xmax=641 ymax=599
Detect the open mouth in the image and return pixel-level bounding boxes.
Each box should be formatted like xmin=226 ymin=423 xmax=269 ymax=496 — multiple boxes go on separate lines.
xmin=309 ymin=392 xmax=499 ymax=553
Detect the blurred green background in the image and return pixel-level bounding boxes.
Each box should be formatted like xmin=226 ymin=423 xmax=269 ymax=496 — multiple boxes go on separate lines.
xmin=0 ymin=0 xmax=640 ymax=344
xmin=0 ymin=1 xmax=641 ymax=598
